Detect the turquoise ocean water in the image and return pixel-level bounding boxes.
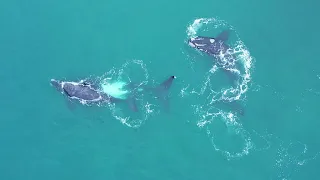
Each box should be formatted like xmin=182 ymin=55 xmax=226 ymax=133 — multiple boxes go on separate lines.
xmin=1 ymin=0 xmax=320 ymax=179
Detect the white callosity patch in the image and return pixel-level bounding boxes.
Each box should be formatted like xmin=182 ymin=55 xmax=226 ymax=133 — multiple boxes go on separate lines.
xmin=195 ymin=43 xmax=206 ymax=47
xmin=188 ymin=38 xmax=196 ymax=47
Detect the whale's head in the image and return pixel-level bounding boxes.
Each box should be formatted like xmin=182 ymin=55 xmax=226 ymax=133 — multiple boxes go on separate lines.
xmin=50 ymin=79 xmax=78 ymax=97
xmin=50 ymin=79 xmax=63 ymax=92
xmin=188 ymin=36 xmax=230 ymax=56
xmin=188 ymin=36 xmax=215 ymax=49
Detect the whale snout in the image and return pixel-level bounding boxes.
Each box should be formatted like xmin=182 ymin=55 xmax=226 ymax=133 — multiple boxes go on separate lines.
xmin=188 ymin=38 xmax=196 ymax=48
xmin=50 ymin=79 xmax=59 ymax=86
xmin=50 ymin=79 xmax=63 ymax=91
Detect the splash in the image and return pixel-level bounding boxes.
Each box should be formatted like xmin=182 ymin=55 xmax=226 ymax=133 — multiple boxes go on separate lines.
xmin=96 ymin=59 xmax=156 ymax=128
xmin=183 ymin=17 xmax=255 ymax=159
xmin=100 ymin=80 xmax=129 ymax=100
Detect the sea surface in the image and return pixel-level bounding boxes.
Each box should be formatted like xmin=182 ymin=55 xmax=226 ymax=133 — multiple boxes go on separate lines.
xmin=1 ymin=0 xmax=320 ymax=179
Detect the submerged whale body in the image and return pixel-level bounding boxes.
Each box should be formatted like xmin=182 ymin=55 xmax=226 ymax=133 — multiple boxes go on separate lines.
xmin=50 ymin=76 xmax=177 ymax=112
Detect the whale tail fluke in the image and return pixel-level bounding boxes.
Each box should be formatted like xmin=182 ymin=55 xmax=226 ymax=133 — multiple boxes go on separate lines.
xmin=147 ymin=76 xmax=176 ymax=112
xmin=116 ymin=75 xmax=176 ymax=112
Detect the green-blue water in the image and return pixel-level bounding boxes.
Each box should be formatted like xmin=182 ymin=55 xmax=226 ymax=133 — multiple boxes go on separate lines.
xmin=1 ymin=0 xmax=320 ymax=179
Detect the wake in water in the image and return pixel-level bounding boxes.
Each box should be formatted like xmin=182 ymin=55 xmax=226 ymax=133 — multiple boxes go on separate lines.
xmin=181 ymin=17 xmax=255 ymax=159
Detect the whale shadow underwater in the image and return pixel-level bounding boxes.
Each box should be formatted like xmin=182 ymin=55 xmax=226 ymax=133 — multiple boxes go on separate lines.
xmin=50 ymin=75 xmax=177 ymax=112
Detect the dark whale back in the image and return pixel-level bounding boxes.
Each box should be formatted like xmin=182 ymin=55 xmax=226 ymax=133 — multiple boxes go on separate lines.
xmin=63 ymin=83 xmax=101 ymax=101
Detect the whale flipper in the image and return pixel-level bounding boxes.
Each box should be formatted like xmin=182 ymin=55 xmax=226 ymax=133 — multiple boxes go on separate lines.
xmin=65 ymin=98 xmax=77 ymax=111
xmin=216 ymin=30 xmax=229 ymax=42
xmin=126 ymin=97 xmax=138 ymax=112
xmin=106 ymin=94 xmax=138 ymax=112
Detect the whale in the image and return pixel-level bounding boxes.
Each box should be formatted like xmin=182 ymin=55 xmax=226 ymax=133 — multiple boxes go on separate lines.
xmin=188 ymin=30 xmax=240 ymax=83
xmin=50 ymin=75 xmax=177 ymax=112
xmin=188 ymin=31 xmax=246 ymax=115
xmin=188 ymin=30 xmax=236 ymax=66
xmin=50 ymin=79 xmax=111 ymax=103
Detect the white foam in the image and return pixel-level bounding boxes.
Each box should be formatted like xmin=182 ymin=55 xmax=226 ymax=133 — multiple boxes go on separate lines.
xmin=96 ymin=59 xmax=155 ymax=128
xmin=187 ymin=18 xmax=215 ymax=38
xmin=184 ymin=17 xmax=255 ymax=159
xmin=100 ymin=80 xmax=129 ymax=100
